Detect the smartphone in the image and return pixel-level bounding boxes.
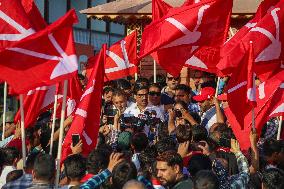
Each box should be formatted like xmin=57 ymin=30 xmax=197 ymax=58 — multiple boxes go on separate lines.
xmin=72 ymin=134 xmax=80 ymax=146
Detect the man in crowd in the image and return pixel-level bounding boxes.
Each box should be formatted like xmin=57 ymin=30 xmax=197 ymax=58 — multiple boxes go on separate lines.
xmin=2 ymin=152 xmax=38 ymax=189
xmin=156 ymin=151 xmax=193 ymax=189
xmin=174 ymin=84 xmax=199 ymax=113
xmin=124 ymin=84 xmax=164 ymax=121
xmin=193 ymin=87 xmax=225 ymax=131
xmin=0 ymin=147 xmax=19 ymax=188
xmin=29 ymin=154 xmax=55 ymax=189
xmin=161 ymin=74 xmax=180 ymax=105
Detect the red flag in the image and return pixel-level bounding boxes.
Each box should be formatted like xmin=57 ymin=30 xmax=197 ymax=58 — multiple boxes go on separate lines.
xmin=21 ymin=0 xmax=47 ymax=31
xmin=55 ymin=76 xmax=83 ymax=118
xmin=141 ymin=0 xmax=232 ymax=76
xmin=62 ymin=44 xmax=106 ymax=160
xmin=87 ymin=31 xmax=138 ymax=81
xmin=226 ymin=71 xmax=283 ymax=150
xmin=217 ymin=0 xmax=283 ymax=79
xmin=104 ymin=31 xmax=137 ymax=81
xmin=0 ymin=0 xmax=36 ymax=50
xmin=152 ymin=0 xmax=172 ymax=21
xmin=0 ymin=10 xmax=79 ymax=94
xmin=226 ymin=41 xmax=257 ymax=130
xmin=14 ymin=86 xmax=49 ymax=128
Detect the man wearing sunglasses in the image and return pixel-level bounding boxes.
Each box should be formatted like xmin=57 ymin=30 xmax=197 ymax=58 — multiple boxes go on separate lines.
xmin=161 ymin=73 xmax=180 ymax=105
xmin=124 ymin=85 xmax=164 ymax=122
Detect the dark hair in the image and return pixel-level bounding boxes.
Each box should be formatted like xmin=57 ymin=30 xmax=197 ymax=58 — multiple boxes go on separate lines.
xmin=248 ymin=173 xmax=262 ymax=189
xmin=176 ymin=124 xmax=192 ymax=143
xmin=263 ymin=139 xmax=281 ymax=157
xmin=64 ymin=154 xmax=86 ymax=180
xmin=115 ymin=79 xmax=131 ymax=90
xmin=112 ymin=161 xmax=137 ymax=189
xmin=112 ymin=89 xmax=127 ymax=98
xmin=175 ymin=84 xmax=191 ymax=94
xmin=174 ymin=100 xmax=188 ymax=110
xmin=155 ymin=136 xmax=177 ymax=154
xmin=33 ymin=154 xmax=55 ymax=181
xmin=131 ymin=133 xmax=149 ymax=152
xmin=139 ymin=146 xmax=158 ymax=179
xmin=192 ymin=125 xmax=208 ymax=142
xmin=103 ymin=86 xmax=114 ymax=95
xmin=87 ymin=148 xmax=110 ymax=174
xmin=190 ymin=112 xmax=201 ymax=124
xmin=216 ymin=151 xmax=238 ymax=176
xmin=194 ymin=170 xmax=219 ymax=189
xmin=262 ymin=168 xmax=284 ymax=189
xmin=6 ymin=170 xmax=23 ymax=183
xmin=134 ymin=84 xmax=148 ymax=95
xmin=156 ymin=151 xmax=183 ymax=170
xmin=149 ymin=83 xmax=162 ymax=91
xmin=188 ymin=154 xmax=212 ymax=177
xmin=3 ymin=147 xmax=20 ymax=166
xmin=26 ymin=152 xmax=40 ymax=171
xmin=149 ymin=74 xmax=166 ymax=88
xmin=218 ymin=127 xmax=235 ymax=148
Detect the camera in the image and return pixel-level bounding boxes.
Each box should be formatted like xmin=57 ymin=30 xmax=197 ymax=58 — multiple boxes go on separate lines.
xmin=174 ymin=109 xmax=182 ymax=118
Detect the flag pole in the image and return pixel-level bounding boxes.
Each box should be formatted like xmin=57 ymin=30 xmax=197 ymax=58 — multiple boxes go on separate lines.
xmin=215 ymin=77 xmax=220 ymax=97
xmin=49 ymin=94 xmax=58 ymax=155
xmin=277 ymin=116 xmax=283 ymax=140
xmin=19 ymin=94 xmax=27 ymax=167
xmin=153 ymin=60 xmax=157 ymax=83
xmin=2 ymin=82 xmax=7 ymax=140
xmin=55 ymin=80 xmax=68 ymax=189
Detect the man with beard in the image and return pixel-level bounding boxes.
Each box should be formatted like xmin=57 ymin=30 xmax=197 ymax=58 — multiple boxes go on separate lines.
xmin=156 ymin=151 xmax=193 ymax=189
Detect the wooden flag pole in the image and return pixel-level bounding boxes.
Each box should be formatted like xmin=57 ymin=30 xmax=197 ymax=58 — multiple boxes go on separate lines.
xmin=277 ymin=116 xmax=283 ymax=140
xmin=19 ymin=94 xmax=27 ymax=167
xmin=2 ymin=82 xmax=7 ymax=141
xmin=55 ymin=80 xmax=68 ymax=189
xmin=49 ymin=94 xmax=58 ymax=155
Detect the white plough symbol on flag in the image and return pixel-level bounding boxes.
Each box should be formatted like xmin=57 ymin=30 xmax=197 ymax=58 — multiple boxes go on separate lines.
xmin=0 ymin=8 xmax=78 ymax=80
xmin=248 ymin=8 xmax=281 ymax=62
xmin=158 ymin=5 xmax=211 ymax=69
xmin=105 ymin=39 xmax=135 ymax=73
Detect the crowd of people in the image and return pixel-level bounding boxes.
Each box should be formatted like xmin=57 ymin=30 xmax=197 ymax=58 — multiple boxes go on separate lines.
xmin=0 ymin=70 xmax=283 ymax=189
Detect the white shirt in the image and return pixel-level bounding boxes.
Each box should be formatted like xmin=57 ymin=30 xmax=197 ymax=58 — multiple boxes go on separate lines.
xmin=124 ymin=103 xmax=164 ymax=121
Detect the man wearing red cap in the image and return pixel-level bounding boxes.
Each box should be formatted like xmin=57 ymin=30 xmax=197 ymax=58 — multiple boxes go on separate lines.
xmin=193 ymin=87 xmax=225 ymax=131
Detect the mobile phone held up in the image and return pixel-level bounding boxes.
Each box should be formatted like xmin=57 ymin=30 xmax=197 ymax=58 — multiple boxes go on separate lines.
xmin=72 ymin=134 xmax=80 ymax=146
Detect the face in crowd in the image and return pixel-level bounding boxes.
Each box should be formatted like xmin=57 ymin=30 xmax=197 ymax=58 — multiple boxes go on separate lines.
xmin=148 ymin=85 xmax=161 ymax=106
xmin=192 ymin=70 xmax=203 ymax=86
xmin=198 ymin=99 xmax=212 ymax=113
xmin=166 ymin=73 xmax=180 ymax=90
xmin=156 ymin=151 xmax=183 ymax=187
xmin=112 ymin=95 xmax=127 ymax=112
xmin=174 ymin=89 xmax=191 ymax=105
xmin=135 ymin=88 xmax=149 ymax=109
xmin=103 ymin=90 xmax=113 ymax=104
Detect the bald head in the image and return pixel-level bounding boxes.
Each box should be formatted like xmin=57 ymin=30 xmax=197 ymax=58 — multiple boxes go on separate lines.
xmin=122 ymin=180 xmax=146 ymax=189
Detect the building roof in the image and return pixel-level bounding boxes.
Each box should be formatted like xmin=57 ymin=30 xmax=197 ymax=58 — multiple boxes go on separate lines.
xmin=80 ymin=0 xmax=263 ymax=24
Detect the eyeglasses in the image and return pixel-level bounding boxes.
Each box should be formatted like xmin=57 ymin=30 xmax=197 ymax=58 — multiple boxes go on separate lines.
xmin=148 ymin=91 xmax=161 ymax=96
xmin=136 ymin=93 xmax=148 ymax=98
xmin=167 ymin=77 xmax=180 ymax=81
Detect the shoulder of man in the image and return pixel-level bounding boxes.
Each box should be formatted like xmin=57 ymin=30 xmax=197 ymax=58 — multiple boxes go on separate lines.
xmin=172 ymin=178 xmax=193 ymax=189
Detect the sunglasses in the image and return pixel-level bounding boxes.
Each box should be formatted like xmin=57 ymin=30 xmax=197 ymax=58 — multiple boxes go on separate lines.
xmin=149 ymin=91 xmax=161 ymax=96
xmin=167 ymin=77 xmax=180 ymax=81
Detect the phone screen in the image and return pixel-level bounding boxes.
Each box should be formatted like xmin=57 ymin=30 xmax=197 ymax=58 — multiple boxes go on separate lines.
xmin=72 ymin=134 xmax=80 ymax=146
